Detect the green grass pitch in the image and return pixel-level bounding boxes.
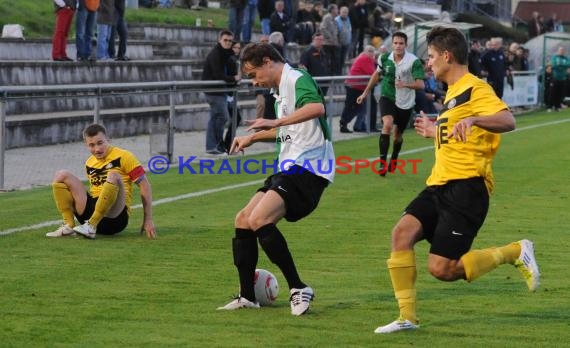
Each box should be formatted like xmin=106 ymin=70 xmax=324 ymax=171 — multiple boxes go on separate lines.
xmin=1 ymin=110 xmax=570 ymax=347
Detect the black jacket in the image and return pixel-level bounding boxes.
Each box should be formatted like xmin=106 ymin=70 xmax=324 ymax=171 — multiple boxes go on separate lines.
xmin=201 ymin=43 xmax=236 ymax=96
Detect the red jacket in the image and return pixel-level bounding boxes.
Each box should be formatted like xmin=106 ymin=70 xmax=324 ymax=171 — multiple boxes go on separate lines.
xmin=345 ymin=53 xmax=375 ymax=91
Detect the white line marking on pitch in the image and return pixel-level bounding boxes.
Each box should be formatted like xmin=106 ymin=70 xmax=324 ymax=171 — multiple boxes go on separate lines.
xmin=3 ymin=117 xmax=569 ymax=236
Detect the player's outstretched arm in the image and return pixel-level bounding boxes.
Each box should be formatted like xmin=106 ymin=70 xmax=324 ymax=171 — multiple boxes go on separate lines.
xmin=451 ymin=109 xmax=515 ymax=143
xmin=229 ymin=128 xmax=277 ymax=154
xmin=138 ymin=176 xmax=156 ymax=239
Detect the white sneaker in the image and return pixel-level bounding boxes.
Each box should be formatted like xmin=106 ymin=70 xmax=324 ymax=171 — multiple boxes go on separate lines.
xmin=46 ymin=224 xmax=76 ymax=237
xmin=514 ymin=239 xmax=540 ymax=292
xmin=374 ymin=317 xmax=419 ymax=334
xmin=73 ymin=222 xmax=96 ymax=239
xmin=290 ymin=286 xmax=314 ymax=316
xmin=217 ymin=297 xmax=260 ymax=310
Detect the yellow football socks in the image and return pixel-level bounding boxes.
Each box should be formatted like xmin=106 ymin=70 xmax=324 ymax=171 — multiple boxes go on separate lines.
xmin=387 ymin=250 xmax=418 ymax=324
xmin=461 ymin=243 xmax=521 ymax=282
xmin=52 ymin=182 xmax=75 ymax=227
xmin=88 ymin=182 xmax=119 ymax=226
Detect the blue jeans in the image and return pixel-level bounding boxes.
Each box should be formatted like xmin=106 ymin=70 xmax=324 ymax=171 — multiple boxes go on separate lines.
xmin=97 ymin=24 xmax=113 ymax=59
xmin=229 ymin=6 xmax=245 ymax=41
xmin=109 ymin=16 xmax=128 ymax=58
xmin=75 ymin=6 xmax=97 ymax=59
xmin=205 ymin=95 xmax=230 ymax=151
xmin=260 ymin=18 xmax=270 ymax=35
xmin=340 ymin=86 xmax=367 ymax=128
xmin=241 ymin=0 xmax=257 ymax=43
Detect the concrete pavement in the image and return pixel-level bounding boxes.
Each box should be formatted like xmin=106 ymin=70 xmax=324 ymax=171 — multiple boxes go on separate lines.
xmin=2 ymin=121 xmax=373 ymax=191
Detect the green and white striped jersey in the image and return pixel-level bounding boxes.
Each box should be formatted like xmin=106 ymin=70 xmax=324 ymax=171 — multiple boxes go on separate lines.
xmin=272 ymin=64 xmax=335 ymax=183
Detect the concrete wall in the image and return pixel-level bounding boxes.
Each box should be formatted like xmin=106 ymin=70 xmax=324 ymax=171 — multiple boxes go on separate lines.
xmin=0 ymin=25 xmax=339 ymax=149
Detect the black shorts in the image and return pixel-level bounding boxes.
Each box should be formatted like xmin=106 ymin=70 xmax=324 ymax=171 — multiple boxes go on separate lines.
xmin=379 ymin=96 xmax=413 ymax=132
xmin=75 ymin=194 xmax=129 ymax=235
xmin=404 ymin=177 xmax=489 ymax=260
xmin=257 ymin=165 xmax=329 ymax=222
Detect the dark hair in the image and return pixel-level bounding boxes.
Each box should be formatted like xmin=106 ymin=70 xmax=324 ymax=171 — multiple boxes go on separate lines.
xmin=240 ymin=43 xmax=286 ymax=68
xmin=83 ymin=123 xmax=107 ymax=138
xmin=392 ymin=31 xmax=408 ymax=45
xmin=426 ymin=26 xmax=468 ymax=65
xmin=218 ymin=30 xmax=234 ymax=39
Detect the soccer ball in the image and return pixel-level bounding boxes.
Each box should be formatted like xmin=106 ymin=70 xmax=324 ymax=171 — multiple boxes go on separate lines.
xmin=254 ymin=269 xmax=279 ymax=306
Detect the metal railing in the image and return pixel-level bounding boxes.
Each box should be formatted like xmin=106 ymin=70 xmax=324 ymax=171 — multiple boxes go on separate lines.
xmin=0 ymin=75 xmax=373 ymax=189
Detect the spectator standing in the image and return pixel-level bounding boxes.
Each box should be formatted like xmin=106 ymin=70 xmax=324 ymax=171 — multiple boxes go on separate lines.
xmin=335 ymin=6 xmax=352 ymax=75
xmin=76 ymin=0 xmax=97 ymax=62
xmin=229 ymin=0 xmax=246 ymax=42
xmin=468 ymin=39 xmax=482 ymax=77
xmin=242 ymin=0 xmax=258 ymax=43
xmin=348 ymin=0 xmax=368 ymax=58
xmin=481 ymin=37 xmax=508 ymax=98
xmin=255 ymin=34 xmax=270 ymax=119
xmin=320 ymin=4 xmax=340 ymax=77
xmin=542 ymin=64 xmax=555 ymax=111
xmin=96 ymin=0 xmax=116 ymax=61
xmin=528 ymin=11 xmax=543 ymax=39
xmin=258 ymin=0 xmax=274 ymax=35
xmin=507 ymin=42 xmax=523 ymax=71
xmin=545 ymin=13 xmax=563 ymax=33
xmin=223 ymin=41 xmax=243 ymax=152
xmin=299 ymin=33 xmax=330 ymax=95
xmin=368 ymin=6 xmax=390 ymax=48
xmin=551 ymin=46 xmax=570 ymax=111
xmin=515 ymin=46 xmax=528 ymax=71
xmin=339 ymin=46 xmax=376 ymax=133
xmin=296 ymin=1 xmax=316 ymax=45
xmin=417 ymin=64 xmax=444 ymax=115
xmin=201 ymin=30 xmax=240 ymax=154
xmin=270 ymin=0 xmax=293 ymax=42
xmin=260 ymin=31 xmax=287 ymax=120
xmin=311 ymin=2 xmax=324 ymax=26
xmin=108 ymin=0 xmax=129 ymax=61
xmin=52 ymin=0 xmax=76 ymax=61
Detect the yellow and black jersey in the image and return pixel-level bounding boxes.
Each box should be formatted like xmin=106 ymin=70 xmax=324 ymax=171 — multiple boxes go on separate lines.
xmin=85 ymin=146 xmax=145 ymax=212
xmin=427 ymin=73 xmax=508 ymax=194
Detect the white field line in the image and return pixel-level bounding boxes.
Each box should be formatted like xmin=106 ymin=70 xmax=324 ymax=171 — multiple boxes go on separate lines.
xmin=2 ymin=117 xmax=570 ymax=236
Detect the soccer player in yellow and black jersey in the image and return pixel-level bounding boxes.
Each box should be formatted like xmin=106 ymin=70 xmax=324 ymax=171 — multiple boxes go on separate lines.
xmin=46 ymin=123 xmax=156 ymax=239
xmin=374 ymin=27 xmax=540 ymax=334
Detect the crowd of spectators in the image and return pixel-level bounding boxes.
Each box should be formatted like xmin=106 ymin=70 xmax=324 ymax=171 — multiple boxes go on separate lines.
xmin=528 ymin=11 xmax=564 ymax=39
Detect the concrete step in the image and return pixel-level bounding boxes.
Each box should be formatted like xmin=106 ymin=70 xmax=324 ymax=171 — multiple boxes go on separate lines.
xmin=4 ymin=95 xmax=347 ymax=149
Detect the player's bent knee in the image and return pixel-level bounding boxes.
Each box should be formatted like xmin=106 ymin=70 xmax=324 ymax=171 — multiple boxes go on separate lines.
xmin=428 ymin=263 xmax=457 ymax=281
xmin=247 ymin=215 xmax=272 ymax=232
xmin=53 ymin=169 xmax=72 ymax=182
xmin=235 ymin=210 xmax=250 ymax=229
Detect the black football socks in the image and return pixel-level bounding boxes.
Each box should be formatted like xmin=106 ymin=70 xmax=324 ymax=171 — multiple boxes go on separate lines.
xmin=257 ymin=223 xmax=306 ymax=290
xmin=233 ymin=228 xmax=258 ymax=302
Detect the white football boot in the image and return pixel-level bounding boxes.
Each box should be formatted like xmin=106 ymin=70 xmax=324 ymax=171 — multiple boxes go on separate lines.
xmin=217 ymin=297 xmax=260 ymax=310
xmin=289 ymin=286 xmax=314 ymax=316
xmin=46 ymin=224 xmax=76 ymax=237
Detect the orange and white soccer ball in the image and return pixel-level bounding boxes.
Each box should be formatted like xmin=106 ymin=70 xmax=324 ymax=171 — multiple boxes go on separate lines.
xmin=254 ymin=269 xmax=279 ymax=306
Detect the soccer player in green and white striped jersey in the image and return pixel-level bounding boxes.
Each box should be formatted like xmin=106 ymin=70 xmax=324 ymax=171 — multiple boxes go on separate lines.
xmin=217 ymin=43 xmax=335 ymax=316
